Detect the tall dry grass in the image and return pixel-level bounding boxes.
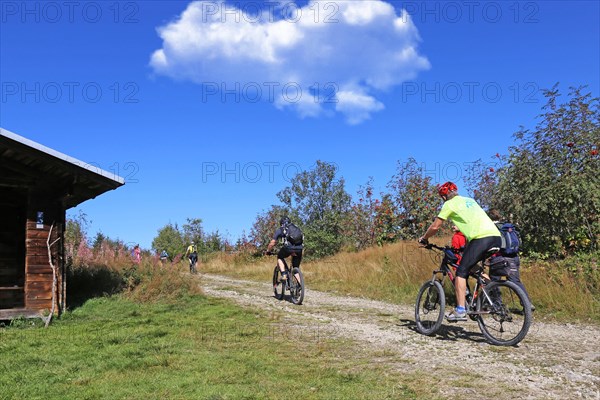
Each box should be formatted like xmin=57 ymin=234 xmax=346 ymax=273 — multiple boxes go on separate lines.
xmin=521 ymin=259 xmax=599 ymax=321
xmin=67 ymin=241 xmax=201 ymax=307
xmin=204 ymin=241 xmax=443 ymax=303
xmin=204 ymin=240 xmax=600 ymax=323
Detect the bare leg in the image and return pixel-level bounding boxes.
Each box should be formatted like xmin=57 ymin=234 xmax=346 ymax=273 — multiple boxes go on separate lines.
xmin=277 ymin=259 xmax=286 ymax=274
xmin=455 ymin=276 xmax=467 ymax=308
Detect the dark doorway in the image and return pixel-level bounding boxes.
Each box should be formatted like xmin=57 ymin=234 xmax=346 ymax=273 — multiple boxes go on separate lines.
xmin=0 ymin=187 xmax=26 ymax=309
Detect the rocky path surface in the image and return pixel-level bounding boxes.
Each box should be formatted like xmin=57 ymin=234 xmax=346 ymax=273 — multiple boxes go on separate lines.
xmin=199 ymin=273 xmax=599 ymax=399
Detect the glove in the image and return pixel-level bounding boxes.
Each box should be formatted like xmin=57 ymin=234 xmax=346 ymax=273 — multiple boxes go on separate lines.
xmin=418 ymin=237 xmax=429 ymax=245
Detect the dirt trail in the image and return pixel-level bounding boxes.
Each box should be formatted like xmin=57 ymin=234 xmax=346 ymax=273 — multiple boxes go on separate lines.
xmin=198 ymin=273 xmax=599 ymax=399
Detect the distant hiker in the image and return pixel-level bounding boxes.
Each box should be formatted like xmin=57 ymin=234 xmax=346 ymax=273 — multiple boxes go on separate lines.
xmin=132 ymin=244 xmax=141 ymax=264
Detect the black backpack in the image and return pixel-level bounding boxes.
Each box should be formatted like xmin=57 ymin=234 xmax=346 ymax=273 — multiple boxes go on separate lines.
xmin=284 ymin=223 xmax=303 ymax=245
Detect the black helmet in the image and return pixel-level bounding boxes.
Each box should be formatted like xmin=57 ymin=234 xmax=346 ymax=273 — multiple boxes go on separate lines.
xmin=280 ymin=216 xmax=291 ymax=226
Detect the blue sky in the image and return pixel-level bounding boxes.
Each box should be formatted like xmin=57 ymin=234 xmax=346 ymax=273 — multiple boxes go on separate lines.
xmin=1 ymin=0 xmax=599 ymax=250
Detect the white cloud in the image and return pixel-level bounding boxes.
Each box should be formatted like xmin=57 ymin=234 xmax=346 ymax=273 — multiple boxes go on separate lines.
xmin=336 ymin=89 xmax=385 ymax=125
xmin=150 ymin=0 xmax=430 ymax=124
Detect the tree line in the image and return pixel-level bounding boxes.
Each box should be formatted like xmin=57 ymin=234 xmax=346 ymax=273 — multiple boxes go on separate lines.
xmin=67 ymin=86 xmax=598 ymax=261
xmin=242 ymin=86 xmax=597 ymax=259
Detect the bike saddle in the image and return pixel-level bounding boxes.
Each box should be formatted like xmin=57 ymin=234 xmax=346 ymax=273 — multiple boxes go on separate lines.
xmin=484 ymin=247 xmax=500 ymax=258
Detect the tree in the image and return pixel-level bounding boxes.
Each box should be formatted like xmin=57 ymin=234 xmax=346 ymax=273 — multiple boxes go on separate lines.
xmin=277 ymin=161 xmax=351 ymax=258
xmin=203 ymin=230 xmax=225 ymax=253
xmin=501 ymin=86 xmax=599 ymax=255
xmin=249 ymin=205 xmax=287 ymax=253
xmin=182 ymin=218 xmax=204 ymax=246
xmin=463 ymin=157 xmax=502 ymax=211
xmin=235 ymin=230 xmax=256 ymax=253
xmin=387 ymin=158 xmax=443 ymax=239
xmin=64 ymin=210 xmax=89 ymax=261
xmin=467 ymin=85 xmax=599 ymax=256
xmin=92 ymin=231 xmax=106 ymax=253
xmin=373 ymin=193 xmax=401 ymax=245
xmin=342 ymin=178 xmax=378 ymax=250
xmin=152 ymin=223 xmax=185 ymax=261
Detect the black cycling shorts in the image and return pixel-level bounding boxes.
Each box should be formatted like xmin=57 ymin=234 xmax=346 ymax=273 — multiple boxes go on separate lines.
xmin=277 ymin=246 xmax=303 ymax=268
xmin=456 ymin=236 xmax=501 ymax=279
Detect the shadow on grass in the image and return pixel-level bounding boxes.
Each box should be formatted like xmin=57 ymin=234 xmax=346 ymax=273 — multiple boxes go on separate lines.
xmin=398 ymin=318 xmax=487 ymax=344
xmin=67 ymin=264 xmax=133 ymax=309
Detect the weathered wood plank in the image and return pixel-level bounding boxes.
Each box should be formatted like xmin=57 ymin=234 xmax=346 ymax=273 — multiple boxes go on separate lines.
xmin=25 ymin=239 xmax=49 ymax=248
xmin=0 ymin=309 xmax=43 ymax=319
xmin=27 ymin=275 xmax=52 ymax=284
xmin=27 ymin=283 xmax=52 ymax=292
xmin=26 ymin=299 xmax=52 ymax=308
xmin=26 ymin=230 xmax=52 ymax=239
xmin=26 ymin=265 xmax=52 ymax=274
xmin=25 ymin=255 xmax=50 ymax=265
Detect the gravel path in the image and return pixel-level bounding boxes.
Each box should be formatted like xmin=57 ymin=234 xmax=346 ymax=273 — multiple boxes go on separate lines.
xmin=198 ymin=273 xmax=599 ymax=399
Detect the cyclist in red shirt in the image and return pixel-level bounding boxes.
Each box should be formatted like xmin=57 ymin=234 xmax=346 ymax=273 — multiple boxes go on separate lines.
xmin=451 ymin=225 xmax=467 ymax=264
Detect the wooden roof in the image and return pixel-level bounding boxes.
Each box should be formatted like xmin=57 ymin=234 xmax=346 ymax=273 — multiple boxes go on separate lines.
xmin=0 ymin=128 xmax=124 ymax=208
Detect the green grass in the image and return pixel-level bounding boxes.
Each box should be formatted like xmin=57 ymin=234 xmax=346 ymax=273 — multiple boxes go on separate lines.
xmin=0 ymin=295 xmax=427 ymax=400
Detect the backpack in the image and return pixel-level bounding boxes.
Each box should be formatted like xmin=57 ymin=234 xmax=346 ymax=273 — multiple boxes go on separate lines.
xmin=489 ymin=255 xmax=510 ymax=276
xmin=283 ymin=223 xmax=303 ymax=245
xmin=496 ymin=222 xmax=520 ymax=256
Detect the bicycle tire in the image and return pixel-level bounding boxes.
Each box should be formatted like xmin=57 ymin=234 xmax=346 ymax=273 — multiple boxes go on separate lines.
xmin=415 ymin=280 xmax=445 ymax=336
xmin=476 ymin=280 xmax=532 ymax=346
xmin=272 ymin=266 xmax=284 ymax=300
xmin=290 ymin=267 xmax=304 ymax=305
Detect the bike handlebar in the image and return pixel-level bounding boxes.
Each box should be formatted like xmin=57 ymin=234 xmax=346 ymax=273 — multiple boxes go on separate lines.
xmin=421 ymin=243 xmax=447 ymax=252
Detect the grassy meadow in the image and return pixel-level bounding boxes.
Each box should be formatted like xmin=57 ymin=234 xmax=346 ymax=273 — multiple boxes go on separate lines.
xmin=1 ymin=239 xmax=597 ymax=399
xmin=0 ymin=292 xmax=429 ymax=400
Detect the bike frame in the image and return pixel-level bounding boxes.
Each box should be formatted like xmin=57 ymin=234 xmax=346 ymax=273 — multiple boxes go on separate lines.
xmin=280 ymin=258 xmax=291 ymax=287
xmin=427 ymin=245 xmax=496 ymax=315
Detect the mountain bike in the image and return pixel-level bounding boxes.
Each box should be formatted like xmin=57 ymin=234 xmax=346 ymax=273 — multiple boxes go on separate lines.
xmin=270 ymin=254 xmax=304 ymax=305
xmin=415 ymin=243 xmax=532 ymax=346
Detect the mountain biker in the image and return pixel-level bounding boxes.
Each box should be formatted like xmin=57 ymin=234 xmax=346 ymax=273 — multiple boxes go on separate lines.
xmin=184 ymin=242 xmax=198 ymax=273
xmin=266 ymin=216 xmax=303 ymax=284
xmin=487 ymin=209 xmax=534 ymax=310
xmin=418 ymin=182 xmax=501 ymax=321
xmin=159 ymin=249 xmax=169 ymax=263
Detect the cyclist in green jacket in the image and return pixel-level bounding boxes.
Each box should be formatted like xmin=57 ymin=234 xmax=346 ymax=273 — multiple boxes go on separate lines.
xmin=419 ymin=182 xmax=501 ymax=321
xmin=184 ymin=242 xmax=198 ymax=273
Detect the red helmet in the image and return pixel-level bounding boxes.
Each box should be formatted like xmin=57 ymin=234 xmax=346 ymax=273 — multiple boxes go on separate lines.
xmin=438 ymin=181 xmax=458 ymax=197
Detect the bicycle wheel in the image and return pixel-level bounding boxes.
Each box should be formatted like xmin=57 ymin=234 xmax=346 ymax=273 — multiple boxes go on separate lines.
xmin=289 ymin=267 xmax=304 ymax=305
xmin=415 ymin=280 xmax=445 ymax=336
xmin=273 ymin=266 xmax=284 ymax=300
xmin=476 ymin=281 xmax=532 ymax=346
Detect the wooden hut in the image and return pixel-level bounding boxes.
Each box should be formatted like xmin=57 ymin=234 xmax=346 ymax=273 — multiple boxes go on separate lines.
xmin=0 ymin=128 xmax=124 ymax=319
